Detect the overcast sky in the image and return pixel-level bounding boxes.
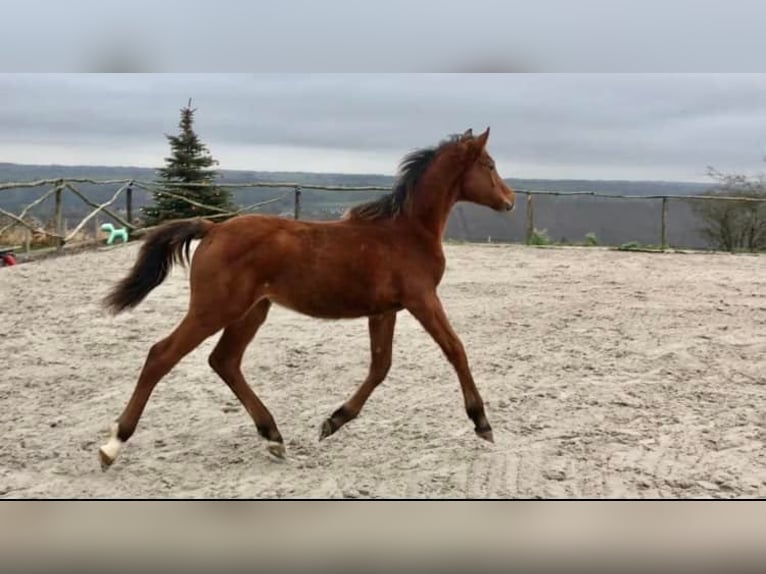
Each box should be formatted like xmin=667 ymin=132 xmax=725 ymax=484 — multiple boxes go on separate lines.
xmin=3 ymin=1 xmax=766 ymax=72
xmin=1 ymin=74 xmax=765 ymax=182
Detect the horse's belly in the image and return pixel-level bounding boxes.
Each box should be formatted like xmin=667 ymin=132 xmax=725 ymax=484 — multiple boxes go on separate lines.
xmin=270 ymin=295 xmax=400 ymax=319
xmin=267 ymin=275 xmax=400 ymax=319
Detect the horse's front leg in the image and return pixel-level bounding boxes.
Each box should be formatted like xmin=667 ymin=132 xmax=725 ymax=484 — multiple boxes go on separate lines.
xmin=404 ymin=292 xmax=493 ymax=442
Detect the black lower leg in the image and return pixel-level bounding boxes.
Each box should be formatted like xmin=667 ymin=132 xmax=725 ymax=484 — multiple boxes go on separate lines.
xmin=116 ymin=421 xmax=134 ymax=443
xmin=320 ymin=405 xmax=353 ymax=440
xmin=256 ymin=422 xmax=283 ymax=443
xmin=467 ymin=404 xmax=492 ymax=434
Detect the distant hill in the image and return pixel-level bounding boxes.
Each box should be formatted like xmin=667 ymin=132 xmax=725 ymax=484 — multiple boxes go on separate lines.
xmin=0 ymin=162 xmax=716 ymax=248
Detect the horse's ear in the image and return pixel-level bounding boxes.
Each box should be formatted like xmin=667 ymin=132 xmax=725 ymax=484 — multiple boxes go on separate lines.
xmin=460 ymin=128 xmax=474 ymax=142
xmin=463 ymin=127 xmax=490 ymax=164
xmin=476 ymin=127 xmax=490 ymax=149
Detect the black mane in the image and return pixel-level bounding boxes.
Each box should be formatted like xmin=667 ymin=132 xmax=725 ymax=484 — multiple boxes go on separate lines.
xmin=346 ymin=134 xmax=461 ymax=221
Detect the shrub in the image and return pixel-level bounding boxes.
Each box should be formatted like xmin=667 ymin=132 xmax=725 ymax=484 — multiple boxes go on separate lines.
xmin=528 ymin=228 xmax=552 ymax=246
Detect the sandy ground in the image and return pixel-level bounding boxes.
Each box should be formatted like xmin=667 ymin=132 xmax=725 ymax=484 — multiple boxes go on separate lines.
xmin=0 ymin=241 xmax=764 ymax=498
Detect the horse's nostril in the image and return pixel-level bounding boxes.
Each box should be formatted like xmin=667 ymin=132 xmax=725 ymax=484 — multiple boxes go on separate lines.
xmin=505 ymin=201 xmax=515 ymax=212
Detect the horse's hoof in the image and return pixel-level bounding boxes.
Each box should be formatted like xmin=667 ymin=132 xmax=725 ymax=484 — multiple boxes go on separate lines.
xmin=319 ymin=419 xmax=336 ymax=441
xmin=98 ymin=423 xmax=123 ymax=471
xmin=476 ymin=428 xmax=494 ymax=443
xmin=98 ymin=447 xmax=115 ymax=471
xmin=266 ymin=441 xmax=286 ymax=460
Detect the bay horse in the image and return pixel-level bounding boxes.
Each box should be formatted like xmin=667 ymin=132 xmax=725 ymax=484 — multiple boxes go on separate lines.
xmin=99 ymin=127 xmax=515 ymax=469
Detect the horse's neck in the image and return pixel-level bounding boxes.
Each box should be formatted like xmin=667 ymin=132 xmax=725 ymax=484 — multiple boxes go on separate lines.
xmin=408 ymin=162 xmax=460 ymax=240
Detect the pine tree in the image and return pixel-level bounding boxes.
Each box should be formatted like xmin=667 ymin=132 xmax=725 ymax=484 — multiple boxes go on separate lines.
xmin=142 ymin=99 xmax=235 ymax=225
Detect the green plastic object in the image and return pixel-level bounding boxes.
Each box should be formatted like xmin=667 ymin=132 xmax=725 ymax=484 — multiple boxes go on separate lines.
xmin=101 ymin=223 xmax=129 ymax=245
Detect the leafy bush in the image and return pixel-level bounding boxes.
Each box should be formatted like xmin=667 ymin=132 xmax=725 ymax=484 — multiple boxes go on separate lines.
xmin=528 ymin=228 xmax=552 ymax=246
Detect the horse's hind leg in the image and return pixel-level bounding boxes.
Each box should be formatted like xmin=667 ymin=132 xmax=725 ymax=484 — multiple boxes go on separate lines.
xmin=319 ymin=310 xmax=397 ymax=440
xmin=99 ymin=313 xmax=225 ymax=470
xmin=207 ymin=299 xmax=286 ymax=459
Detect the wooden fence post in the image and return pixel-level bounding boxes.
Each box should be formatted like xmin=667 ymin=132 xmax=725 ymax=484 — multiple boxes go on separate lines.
xmin=660 ymin=196 xmax=668 ymax=251
xmin=53 ymin=179 xmax=64 ymax=249
xmin=93 ymin=212 xmax=101 ymax=244
xmin=126 ymin=182 xmax=133 ymax=225
xmin=294 ymin=185 xmax=302 ymax=220
xmin=525 ymin=193 xmax=535 ymax=244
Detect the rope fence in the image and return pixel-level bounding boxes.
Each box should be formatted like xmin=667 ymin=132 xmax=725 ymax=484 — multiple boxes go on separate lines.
xmin=1 ymin=178 xmax=765 ymax=255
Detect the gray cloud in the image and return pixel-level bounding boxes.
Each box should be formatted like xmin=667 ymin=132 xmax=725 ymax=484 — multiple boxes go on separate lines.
xmin=0 ymin=74 xmax=764 ymax=181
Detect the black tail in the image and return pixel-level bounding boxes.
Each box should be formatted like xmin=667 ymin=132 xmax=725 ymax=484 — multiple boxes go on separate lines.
xmin=103 ymin=219 xmax=214 ymax=314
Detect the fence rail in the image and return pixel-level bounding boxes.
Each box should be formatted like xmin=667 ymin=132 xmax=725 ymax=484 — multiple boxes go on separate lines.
xmin=1 ymin=178 xmax=765 ymax=254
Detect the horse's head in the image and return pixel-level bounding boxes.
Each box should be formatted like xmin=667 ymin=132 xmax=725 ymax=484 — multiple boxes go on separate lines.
xmin=455 ymin=127 xmax=515 ymax=213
